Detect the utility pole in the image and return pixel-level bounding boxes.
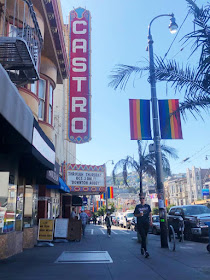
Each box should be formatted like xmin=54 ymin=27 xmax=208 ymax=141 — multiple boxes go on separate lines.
xmin=147 ymin=14 xmax=178 ymax=248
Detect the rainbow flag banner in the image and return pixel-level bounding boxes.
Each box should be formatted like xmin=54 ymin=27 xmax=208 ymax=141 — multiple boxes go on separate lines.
xmin=107 ymin=186 xmax=114 ymax=199
xmin=100 ymin=193 xmax=106 ymax=200
xmin=129 ymin=99 xmax=152 ymax=140
xmin=158 ymin=99 xmax=183 ymax=139
xmin=96 ymin=201 xmax=103 ymax=210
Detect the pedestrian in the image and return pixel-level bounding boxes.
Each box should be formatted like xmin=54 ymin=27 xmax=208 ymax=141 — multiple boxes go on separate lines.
xmin=105 ymin=212 xmax=112 ymax=237
xmin=134 ymin=194 xmax=152 ymax=258
xmin=71 ymin=207 xmax=76 ymax=219
xmin=80 ymin=209 xmax=89 ymax=236
xmin=93 ymin=215 xmax=97 ymax=225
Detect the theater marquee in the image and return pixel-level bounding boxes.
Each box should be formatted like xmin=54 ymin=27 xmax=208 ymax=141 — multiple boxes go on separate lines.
xmin=68 ymin=8 xmax=91 ymax=144
xmin=66 ymin=164 xmax=106 ymax=194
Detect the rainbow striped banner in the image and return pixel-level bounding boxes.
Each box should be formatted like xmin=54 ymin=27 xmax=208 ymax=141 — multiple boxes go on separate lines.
xmin=107 ymin=186 xmax=114 ymax=199
xmin=129 ymin=99 xmax=152 ymax=140
xmin=96 ymin=201 xmax=103 ymax=210
xmin=158 ymin=99 xmax=183 ymax=139
xmin=100 ymin=193 xmax=106 ymax=200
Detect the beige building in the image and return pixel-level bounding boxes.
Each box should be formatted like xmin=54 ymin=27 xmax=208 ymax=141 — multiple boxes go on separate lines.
xmin=164 ymin=176 xmax=188 ymax=206
xmin=187 ymin=167 xmax=210 ymax=204
xmin=0 ymin=0 xmax=75 ymax=259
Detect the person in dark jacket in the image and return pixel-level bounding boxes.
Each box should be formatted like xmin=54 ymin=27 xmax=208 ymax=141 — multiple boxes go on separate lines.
xmin=105 ymin=212 xmax=112 ymax=237
xmin=134 ymin=194 xmax=152 ymax=258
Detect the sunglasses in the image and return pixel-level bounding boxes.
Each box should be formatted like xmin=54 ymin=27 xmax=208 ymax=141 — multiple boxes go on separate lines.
xmin=140 ymin=197 xmax=145 ymax=200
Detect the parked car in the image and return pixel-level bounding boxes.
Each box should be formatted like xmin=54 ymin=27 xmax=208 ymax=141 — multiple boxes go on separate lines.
xmin=117 ymin=214 xmax=124 ymax=227
xmin=151 ymin=215 xmax=160 ymax=235
xmin=111 ymin=215 xmax=117 ymax=225
xmin=167 ymin=205 xmax=210 ymax=240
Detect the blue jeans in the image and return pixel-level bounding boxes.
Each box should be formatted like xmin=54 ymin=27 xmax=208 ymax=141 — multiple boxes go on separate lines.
xmin=82 ymin=224 xmax=86 ymax=235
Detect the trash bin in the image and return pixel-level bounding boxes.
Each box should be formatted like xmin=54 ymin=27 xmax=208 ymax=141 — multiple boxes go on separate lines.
xmin=68 ymin=218 xmax=82 ymax=241
xmin=204 ymin=222 xmax=210 ymax=253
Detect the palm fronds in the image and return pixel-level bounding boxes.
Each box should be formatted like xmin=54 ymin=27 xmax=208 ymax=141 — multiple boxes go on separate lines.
xmin=179 ymin=96 xmax=210 ymax=120
xmin=108 ymin=1 xmax=210 ymax=119
xmin=154 ymin=57 xmax=210 ymax=98
xmin=108 ymin=64 xmax=149 ymax=91
xmin=112 ymin=141 xmax=178 ymax=193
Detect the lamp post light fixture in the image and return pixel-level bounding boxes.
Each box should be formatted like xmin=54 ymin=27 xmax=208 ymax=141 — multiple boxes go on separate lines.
xmin=147 ymin=13 xmax=178 ymax=248
xmin=205 ymin=155 xmax=210 ymax=160
xmin=104 ymin=160 xmax=114 ymax=212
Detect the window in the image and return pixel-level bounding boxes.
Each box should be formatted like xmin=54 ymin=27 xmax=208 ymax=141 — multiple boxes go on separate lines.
xmin=31 ymin=81 xmax=37 ymax=95
xmin=0 ymin=172 xmax=17 ymax=234
xmin=8 ymin=24 xmax=19 ymax=37
xmin=169 ymin=208 xmax=177 ymax=215
xmin=23 ymin=185 xmax=38 ymax=228
xmin=15 ymin=183 xmax=24 ymax=231
xmin=38 ymin=79 xmax=46 ymax=120
xmin=49 ymin=85 xmax=53 ymax=125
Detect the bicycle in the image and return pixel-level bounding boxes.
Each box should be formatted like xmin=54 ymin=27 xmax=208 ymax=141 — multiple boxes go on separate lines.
xmin=167 ymin=224 xmax=176 ymax=251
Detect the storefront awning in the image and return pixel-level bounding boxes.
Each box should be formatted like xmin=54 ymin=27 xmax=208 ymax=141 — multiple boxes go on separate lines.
xmin=32 ymin=119 xmax=55 ymax=171
xmin=47 ymin=177 xmax=70 ymax=193
xmin=72 ymin=196 xmax=83 ymax=206
xmin=0 ymin=64 xmax=33 ymax=143
xmin=0 ymin=65 xmax=56 ymax=182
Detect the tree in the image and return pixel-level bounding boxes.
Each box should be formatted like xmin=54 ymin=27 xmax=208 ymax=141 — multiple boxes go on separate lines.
xmin=96 ymin=205 xmax=106 ymax=217
xmin=96 ymin=202 xmax=116 ymax=217
xmin=109 ymin=1 xmax=210 ymax=118
xmin=152 ymin=207 xmax=159 ymax=215
xmin=112 ymin=140 xmax=178 ymax=194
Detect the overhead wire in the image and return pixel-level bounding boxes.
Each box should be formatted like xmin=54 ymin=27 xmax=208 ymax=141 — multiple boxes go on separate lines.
xmin=162 ymin=10 xmax=191 ymax=61
xmin=171 ymin=141 xmax=210 ymax=171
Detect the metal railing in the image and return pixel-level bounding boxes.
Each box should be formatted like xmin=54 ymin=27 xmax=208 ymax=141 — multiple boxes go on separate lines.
xmin=0 ymin=0 xmax=43 ymax=85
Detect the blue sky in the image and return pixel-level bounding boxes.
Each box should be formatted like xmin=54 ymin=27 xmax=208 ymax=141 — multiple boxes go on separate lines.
xmin=61 ymin=0 xmax=210 ymax=176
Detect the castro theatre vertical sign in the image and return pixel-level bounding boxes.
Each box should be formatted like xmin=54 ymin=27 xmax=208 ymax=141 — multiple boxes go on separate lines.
xmin=68 ymin=8 xmax=91 ymax=143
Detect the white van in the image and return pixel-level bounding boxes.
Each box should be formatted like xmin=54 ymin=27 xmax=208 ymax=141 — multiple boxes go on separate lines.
xmin=123 ymin=210 xmax=134 ymax=228
xmin=116 ymin=213 xmax=124 ymax=227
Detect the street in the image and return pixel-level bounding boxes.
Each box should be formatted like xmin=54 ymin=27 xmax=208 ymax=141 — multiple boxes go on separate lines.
xmin=0 ymin=224 xmax=209 ymax=280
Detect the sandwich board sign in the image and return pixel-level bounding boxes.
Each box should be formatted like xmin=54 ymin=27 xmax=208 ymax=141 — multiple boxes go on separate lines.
xmin=38 ymin=219 xmax=54 ymax=241
xmin=54 ymin=218 xmax=69 ymax=239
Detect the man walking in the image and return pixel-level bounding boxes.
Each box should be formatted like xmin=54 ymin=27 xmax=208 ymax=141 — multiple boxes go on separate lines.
xmin=105 ymin=212 xmax=112 ymax=237
xmin=134 ymin=194 xmax=152 ymax=258
xmin=80 ymin=209 xmax=88 ymax=236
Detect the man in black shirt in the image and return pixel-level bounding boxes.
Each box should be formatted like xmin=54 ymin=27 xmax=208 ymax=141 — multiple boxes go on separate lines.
xmin=134 ymin=194 xmax=152 ymax=258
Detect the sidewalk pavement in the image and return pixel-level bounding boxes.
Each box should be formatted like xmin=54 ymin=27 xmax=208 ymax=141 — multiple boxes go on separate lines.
xmin=0 ymin=226 xmax=209 ymax=280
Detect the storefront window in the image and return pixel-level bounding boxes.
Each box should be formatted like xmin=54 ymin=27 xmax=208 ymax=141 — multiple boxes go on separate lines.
xmin=15 ymin=183 xmax=24 ymax=231
xmin=33 ymin=185 xmax=38 ymax=225
xmin=23 ymin=185 xmax=38 ymax=228
xmin=0 ymin=172 xmax=17 ymax=234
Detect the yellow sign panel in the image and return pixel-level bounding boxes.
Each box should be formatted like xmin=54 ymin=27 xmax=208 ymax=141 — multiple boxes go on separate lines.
xmin=38 ymin=219 xmax=54 ymax=241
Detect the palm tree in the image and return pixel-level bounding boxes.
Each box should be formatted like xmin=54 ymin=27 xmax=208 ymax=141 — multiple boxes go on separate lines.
xmin=109 ymin=1 xmax=210 ymax=119
xmin=112 ymin=141 xmax=178 ymax=195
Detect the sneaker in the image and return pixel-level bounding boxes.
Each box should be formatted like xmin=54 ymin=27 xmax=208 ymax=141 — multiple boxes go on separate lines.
xmin=141 ymin=248 xmax=144 ymax=255
xmin=144 ymin=251 xmax=149 ymax=258
xmin=108 ymin=235 xmax=110 ymax=238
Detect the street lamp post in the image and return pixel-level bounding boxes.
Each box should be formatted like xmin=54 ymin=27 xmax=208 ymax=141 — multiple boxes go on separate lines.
xmin=104 ymin=160 xmax=114 ymax=212
xmin=148 ymin=14 xmax=178 ymax=248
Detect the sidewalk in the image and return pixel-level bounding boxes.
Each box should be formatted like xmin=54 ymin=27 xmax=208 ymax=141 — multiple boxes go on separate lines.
xmin=0 ymin=225 xmax=209 ymax=280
